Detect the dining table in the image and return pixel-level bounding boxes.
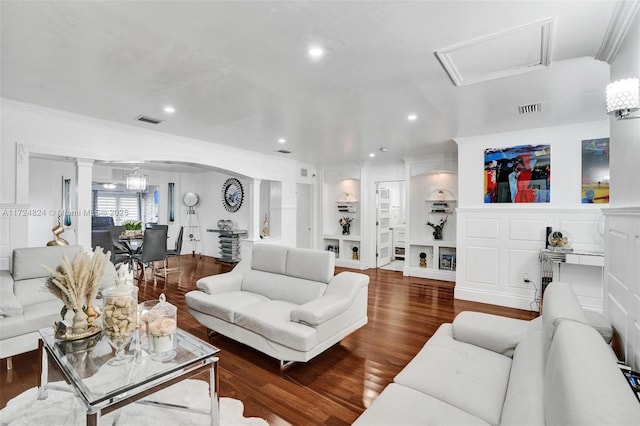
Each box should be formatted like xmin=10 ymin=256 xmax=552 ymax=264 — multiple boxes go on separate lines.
xmin=116 ymin=233 xmax=144 ymax=270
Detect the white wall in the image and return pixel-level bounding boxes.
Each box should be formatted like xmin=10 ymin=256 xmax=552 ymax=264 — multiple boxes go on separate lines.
xmin=455 ymin=120 xmax=609 ymax=311
xmin=603 ymin=9 xmax=640 ymax=370
xmin=28 ymin=157 xmax=77 ymax=246
xmin=0 ymin=100 xmax=301 ymax=267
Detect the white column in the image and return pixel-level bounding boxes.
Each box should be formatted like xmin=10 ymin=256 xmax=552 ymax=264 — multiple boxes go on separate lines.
xmin=247 ymin=178 xmax=261 ymax=240
xmin=75 ymin=158 xmax=94 ymax=248
xmin=15 ymin=143 xmax=29 ymax=204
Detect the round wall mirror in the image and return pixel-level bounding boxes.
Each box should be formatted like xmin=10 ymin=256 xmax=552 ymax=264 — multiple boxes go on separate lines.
xmin=183 ymin=192 xmax=199 ymax=207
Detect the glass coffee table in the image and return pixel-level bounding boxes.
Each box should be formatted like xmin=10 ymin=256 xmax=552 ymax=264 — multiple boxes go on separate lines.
xmin=37 ymin=327 xmax=220 ymax=426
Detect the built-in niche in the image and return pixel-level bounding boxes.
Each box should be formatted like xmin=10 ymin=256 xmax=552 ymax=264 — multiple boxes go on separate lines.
xmin=260 ymin=180 xmax=282 ymax=240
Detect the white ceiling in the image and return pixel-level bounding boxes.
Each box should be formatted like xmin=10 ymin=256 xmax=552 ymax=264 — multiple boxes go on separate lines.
xmin=0 ymin=1 xmax=623 ymax=165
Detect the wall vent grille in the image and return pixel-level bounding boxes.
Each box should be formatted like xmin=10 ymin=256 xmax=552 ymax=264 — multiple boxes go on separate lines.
xmin=276 ymin=149 xmax=292 ymax=154
xmin=518 ymin=102 xmax=543 ymax=114
xmin=300 ymin=168 xmax=308 ymax=177
xmin=135 ymin=115 xmax=163 ymax=124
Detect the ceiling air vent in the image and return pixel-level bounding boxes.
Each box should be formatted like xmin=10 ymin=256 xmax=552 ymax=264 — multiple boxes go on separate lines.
xmin=518 ymin=102 xmax=543 ymax=115
xmin=276 ymin=149 xmax=292 ymax=154
xmin=135 ymin=115 xmax=163 ymax=124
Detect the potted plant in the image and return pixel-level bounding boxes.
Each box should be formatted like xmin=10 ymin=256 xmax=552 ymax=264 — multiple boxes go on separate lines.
xmin=426 ymin=216 xmax=447 ymax=240
xmin=122 ymin=220 xmax=143 ymax=237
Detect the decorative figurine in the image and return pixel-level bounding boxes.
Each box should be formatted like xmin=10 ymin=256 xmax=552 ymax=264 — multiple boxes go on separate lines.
xmin=46 ymin=215 xmax=69 ymax=246
xmin=352 ymin=246 xmax=359 ymax=260
xmin=419 ymin=252 xmax=427 ymax=268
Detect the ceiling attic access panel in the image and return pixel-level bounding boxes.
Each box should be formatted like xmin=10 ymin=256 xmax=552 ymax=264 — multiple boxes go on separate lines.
xmin=435 ymin=18 xmax=553 ymax=86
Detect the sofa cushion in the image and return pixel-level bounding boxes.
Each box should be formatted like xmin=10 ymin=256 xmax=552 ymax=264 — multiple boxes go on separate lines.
xmin=544 ymin=320 xmax=640 ymax=425
xmin=0 ymin=299 xmax=63 ymax=339
xmin=352 ymin=383 xmax=491 ymax=426
xmin=394 ymin=324 xmax=512 ymax=426
xmin=242 ymin=270 xmax=326 ymax=305
xmin=251 ymin=244 xmax=288 ymax=275
xmin=234 ymin=300 xmax=318 ymax=351
xmin=11 ymin=245 xmax=84 ymax=281
xmin=285 ymin=247 xmax=334 ymax=284
xmin=184 ymin=290 xmax=269 ymax=322
xmin=541 ymin=281 xmax=587 ymax=364
xmin=14 ymin=277 xmax=59 ymax=307
xmin=0 ymin=271 xmax=23 ymax=317
xmin=500 ymin=329 xmax=545 ymax=425
xmin=452 ymin=311 xmax=530 ymax=357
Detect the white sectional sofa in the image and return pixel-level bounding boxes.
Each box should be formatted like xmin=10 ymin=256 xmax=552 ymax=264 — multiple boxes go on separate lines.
xmin=0 ymin=245 xmax=116 ymax=362
xmin=185 ymin=244 xmax=369 ymax=367
xmin=353 ymin=281 xmax=640 ymax=425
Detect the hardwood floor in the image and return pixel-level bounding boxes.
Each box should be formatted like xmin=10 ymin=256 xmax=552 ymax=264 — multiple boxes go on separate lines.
xmin=0 ymin=255 xmax=536 ymax=425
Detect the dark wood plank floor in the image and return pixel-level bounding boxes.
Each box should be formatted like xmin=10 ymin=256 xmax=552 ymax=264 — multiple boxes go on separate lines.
xmin=0 ymin=255 xmax=536 ymax=425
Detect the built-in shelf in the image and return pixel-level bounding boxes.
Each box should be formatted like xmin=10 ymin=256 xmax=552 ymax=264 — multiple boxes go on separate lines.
xmin=323 ymin=234 xmax=363 ymax=269
xmin=404 ymin=241 xmax=456 ymax=281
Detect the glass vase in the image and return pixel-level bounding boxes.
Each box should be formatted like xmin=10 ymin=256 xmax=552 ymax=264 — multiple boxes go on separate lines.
xmin=102 ymin=284 xmax=138 ymax=365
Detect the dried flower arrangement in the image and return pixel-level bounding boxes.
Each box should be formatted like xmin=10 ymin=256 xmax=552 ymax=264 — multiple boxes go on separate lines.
xmin=45 ymin=247 xmax=110 ymax=332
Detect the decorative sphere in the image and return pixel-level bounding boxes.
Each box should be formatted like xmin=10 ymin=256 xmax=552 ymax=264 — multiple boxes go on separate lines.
xmin=217 ymin=219 xmax=225 ymax=229
xmin=548 ymin=230 xmax=572 ymax=249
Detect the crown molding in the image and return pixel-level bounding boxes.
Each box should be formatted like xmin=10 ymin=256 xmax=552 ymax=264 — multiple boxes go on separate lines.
xmin=595 ymin=0 xmax=640 ymax=63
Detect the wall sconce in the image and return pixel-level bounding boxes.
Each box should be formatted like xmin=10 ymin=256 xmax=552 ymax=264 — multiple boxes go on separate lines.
xmin=125 ymin=167 xmax=148 ymax=192
xmin=606 ymin=78 xmax=639 ymax=120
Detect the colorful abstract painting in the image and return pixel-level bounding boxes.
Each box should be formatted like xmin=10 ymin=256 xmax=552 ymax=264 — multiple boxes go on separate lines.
xmin=581 ymin=138 xmax=609 ymax=204
xmin=484 ymin=144 xmax=551 ymax=203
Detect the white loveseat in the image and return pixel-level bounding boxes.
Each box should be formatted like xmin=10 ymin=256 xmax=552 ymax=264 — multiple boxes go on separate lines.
xmin=353 ymin=281 xmax=640 ymax=425
xmin=185 ymin=244 xmax=369 ymax=367
xmin=0 ymin=245 xmax=116 ymax=363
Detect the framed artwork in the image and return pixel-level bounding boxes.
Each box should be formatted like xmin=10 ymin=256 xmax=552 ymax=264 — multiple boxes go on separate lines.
xmin=484 ymin=144 xmax=551 ymax=203
xmin=168 ymin=182 xmax=175 ymax=222
xmin=581 ymin=138 xmax=609 ymax=204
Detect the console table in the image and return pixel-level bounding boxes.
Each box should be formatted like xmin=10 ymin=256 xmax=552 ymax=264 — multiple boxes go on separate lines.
xmin=206 ymin=229 xmax=247 ymax=263
xmin=539 ymin=249 xmax=605 ymax=295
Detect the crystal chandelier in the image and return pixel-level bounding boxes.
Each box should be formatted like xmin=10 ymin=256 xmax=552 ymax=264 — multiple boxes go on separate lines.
xmin=125 ymin=167 xmax=148 ymax=192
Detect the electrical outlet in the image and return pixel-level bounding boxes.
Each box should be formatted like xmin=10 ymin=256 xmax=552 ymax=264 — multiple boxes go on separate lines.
xmin=523 ymin=273 xmax=530 ymax=283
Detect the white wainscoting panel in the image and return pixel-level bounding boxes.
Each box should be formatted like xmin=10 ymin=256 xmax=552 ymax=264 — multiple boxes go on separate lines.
xmin=0 ymin=204 xmax=30 ymax=270
xmin=465 ymin=246 xmax=499 ymax=285
xmin=509 ymin=219 xmax=546 ymax=241
xmin=457 ymin=208 xmax=605 ymax=312
xmin=466 ymin=218 xmax=499 ymax=239
xmin=603 ymin=207 xmax=640 ymax=371
xmin=508 ymin=249 xmax=540 ymax=290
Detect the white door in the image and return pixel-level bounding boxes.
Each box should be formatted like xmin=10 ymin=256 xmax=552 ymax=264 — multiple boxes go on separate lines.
xmin=377 ymin=185 xmax=391 ymax=267
xmin=296 ymin=183 xmax=313 ymax=249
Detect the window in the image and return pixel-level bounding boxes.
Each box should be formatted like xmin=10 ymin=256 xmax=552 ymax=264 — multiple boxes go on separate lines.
xmin=95 ymin=191 xmax=140 ymax=224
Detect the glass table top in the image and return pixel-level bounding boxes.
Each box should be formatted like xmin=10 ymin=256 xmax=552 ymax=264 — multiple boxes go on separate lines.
xmin=39 ymin=327 xmax=220 ymax=407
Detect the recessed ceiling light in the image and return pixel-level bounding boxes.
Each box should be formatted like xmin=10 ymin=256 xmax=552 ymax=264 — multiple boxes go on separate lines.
xmin=308 ymin=46 xmax=324 ymax=58
xmin=369 ymin=153 xmax=375 ymax=158
xmin=164 ymin=106 xmax=175 ymax=114
xmin=278 ymin=138 xmax=286 ymax=144
xmin=407 ymin=114 xmax=418 ymax=122
xmin=102 ymin=183 xmax=116 ymax=189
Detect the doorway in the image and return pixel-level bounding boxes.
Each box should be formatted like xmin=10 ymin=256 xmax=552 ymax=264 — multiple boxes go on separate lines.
xmin=376 ymin=181 xmax=406 ymax=270
xmin=296 ymin=183 xmax=313 ymax=249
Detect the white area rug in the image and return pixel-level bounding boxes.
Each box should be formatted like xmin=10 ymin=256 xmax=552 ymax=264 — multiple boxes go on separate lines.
xmin=0 ymin=379 xmax=268 ymax=426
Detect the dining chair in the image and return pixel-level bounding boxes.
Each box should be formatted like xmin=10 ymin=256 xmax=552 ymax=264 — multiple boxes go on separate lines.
xmin=131 ymin=226 xmax=168 ymax=286
xmin=155 ymin=226 xmax=184 ymax=286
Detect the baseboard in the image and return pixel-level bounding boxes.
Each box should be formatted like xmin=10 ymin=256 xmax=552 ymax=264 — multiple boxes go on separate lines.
xmin=454 ymin=286 xmax=539 ymax=312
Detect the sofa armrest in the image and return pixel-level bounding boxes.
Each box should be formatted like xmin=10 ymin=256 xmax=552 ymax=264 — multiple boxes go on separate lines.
xmin=196 ymin=271 xmax=243 ymax=294
xmin=324 ymin=271 xmax=369 ymax=299
xmin=291 ymin=294 xmax=350 ymax=326
xmin=452 ymin=311 xmax=531 ymax=357
xmin=0 ymin=271 xmax=23 ymax=317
